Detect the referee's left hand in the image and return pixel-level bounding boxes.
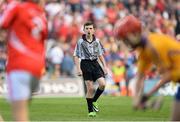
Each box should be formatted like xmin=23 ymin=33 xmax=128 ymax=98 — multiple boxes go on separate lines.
xmin=103 ymin=67 xmax=108 ymax=76
xmin=77 ymin=69 xmax=82 ymax=76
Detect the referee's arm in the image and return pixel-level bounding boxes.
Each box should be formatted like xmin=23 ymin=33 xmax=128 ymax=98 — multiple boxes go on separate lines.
xmin=73 ymin=56 xmax=82 ymax=76
xmin=98 ymin=55 xmax=108 ymax=75
xmin=73 ymin=43 xmax=82 ymax=76
xmin=98 ymin=41 xmax=107 ymax=75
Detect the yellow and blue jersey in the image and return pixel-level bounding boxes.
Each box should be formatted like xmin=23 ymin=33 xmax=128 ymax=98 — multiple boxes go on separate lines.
xmin=137 ymin=33 xmax=180 ymax=82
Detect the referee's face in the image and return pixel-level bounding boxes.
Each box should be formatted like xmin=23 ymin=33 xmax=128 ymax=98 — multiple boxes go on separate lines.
xmin=84 ymin=25 xmax=95 ymax=36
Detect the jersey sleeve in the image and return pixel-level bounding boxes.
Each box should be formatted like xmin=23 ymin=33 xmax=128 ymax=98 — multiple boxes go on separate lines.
xmin=73 ymin=39 xmax=81 ymax=58
xmin=98 ymin=40 xmax=105 ymax=56
xmin=0 ymin=2 xmax=19 ymax=29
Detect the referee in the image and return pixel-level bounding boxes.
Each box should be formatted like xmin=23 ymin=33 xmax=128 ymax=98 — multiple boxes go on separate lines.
xmin=73 ymin=21 xmax=107 ymax=117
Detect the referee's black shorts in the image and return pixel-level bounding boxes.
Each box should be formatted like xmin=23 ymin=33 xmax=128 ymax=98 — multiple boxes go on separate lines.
xmin=80 ymin=59 xmax=105 ymax=81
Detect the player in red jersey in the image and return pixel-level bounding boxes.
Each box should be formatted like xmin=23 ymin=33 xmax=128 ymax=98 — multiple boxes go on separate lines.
xmin=0 ymin=0 xmax=47 ymax=121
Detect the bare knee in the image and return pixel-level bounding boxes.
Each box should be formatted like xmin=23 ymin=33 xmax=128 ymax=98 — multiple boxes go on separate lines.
xmin=99 ymin=83 xmax=105 ymax=90
xmin=86 ymin=85 xmax=94 ymax=93
xmin=98 ymin=78 xmax=106 ymax=90
xmin=86 ymin=81 xmax=94 ymax=97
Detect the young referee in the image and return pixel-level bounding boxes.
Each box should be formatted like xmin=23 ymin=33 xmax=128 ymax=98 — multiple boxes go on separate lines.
xmin=73 ymin=21 xmax=107 ymax=117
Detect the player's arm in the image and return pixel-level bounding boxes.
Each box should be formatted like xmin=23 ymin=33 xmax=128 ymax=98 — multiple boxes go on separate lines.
xmin=97 ymin=40 xmax=108 ymax=75
xmin=135 ymin=71 xmax=145 ymax=97
xmin=146 ymin=72 xmax=171 ymax=98
xmin=98 ymin=55 xmax=108 ymax=75
xmin=143 ymin=50 xmax=174 ymax=98
xmin=73 ymin=56 xmax=82 ymax=76
xmin=0 ymin=0 xmax=5 ymax=8
xmin=133 ymin=52 xmax=152 ymax=107
xmin=132 ymin=70 xmax=146 ymax=108
xmin=137 ymin=70 xmax=171 ymax=110
xmin=0 ymin=1 xmax=19 ymax=29
xmin=73 ymin=42 xmax=82 ymax=76
xmin=0 ymin=29 xmax=7 ymax=40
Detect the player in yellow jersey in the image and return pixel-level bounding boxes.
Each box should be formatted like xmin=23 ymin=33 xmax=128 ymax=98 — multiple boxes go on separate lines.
xmin=114 ymin=15 xmax=180 ymax=121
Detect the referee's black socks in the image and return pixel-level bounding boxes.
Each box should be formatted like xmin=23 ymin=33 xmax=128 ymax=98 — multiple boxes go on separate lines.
xmin=93 ymin=87 xmax=104 ymax=102
xmin=86 ymin=98 xmax=93 ymax=112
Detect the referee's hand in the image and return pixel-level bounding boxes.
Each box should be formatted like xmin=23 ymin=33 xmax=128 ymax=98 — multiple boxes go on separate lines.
xmin=103 ymin=67 xmax=108 ymax=76
xmin=77 ymin=69 xmax=82 ymax=76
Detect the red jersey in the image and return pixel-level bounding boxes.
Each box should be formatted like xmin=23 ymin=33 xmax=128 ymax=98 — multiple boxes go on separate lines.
xmin=0 ymin=2 xmax=47 ymax=78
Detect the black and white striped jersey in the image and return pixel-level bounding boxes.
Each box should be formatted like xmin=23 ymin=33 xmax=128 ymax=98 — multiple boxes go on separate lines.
xmin=73 ymin=34 xmax=105 ymax=60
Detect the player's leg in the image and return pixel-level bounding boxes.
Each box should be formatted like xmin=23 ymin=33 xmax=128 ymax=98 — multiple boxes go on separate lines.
xmin=0 ymin=114 xmax=3 ymax=121
xmin=11 ymin=100 xmax=29 ymax=121
xmin=6 ymin=70 xmax=36 ymax=121
xmin=171 ymin=86 xmax=180 ymax=121
xmin=171 ymin=101 xmax=180 ymax=121
xmin=92 ymin=77 xmax=106 ymax=112
xmin=0 ymin=79 xmax=4 ymax=121
xmin=81 ymin=60 xmax=96 ymax=117
xmin=92 ymin=61 xmax=106 ymax=112
xmin=85 ymin=80 xmax=96 ymax=117
xmin=93 ymin=77 xmax=106 ymax=102
xmin=94 ymin=77 xmax=106 ymax=102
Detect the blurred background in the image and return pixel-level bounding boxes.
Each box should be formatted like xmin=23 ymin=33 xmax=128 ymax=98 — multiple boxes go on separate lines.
xmin=0 ymin=0 xmax=179 ymax=97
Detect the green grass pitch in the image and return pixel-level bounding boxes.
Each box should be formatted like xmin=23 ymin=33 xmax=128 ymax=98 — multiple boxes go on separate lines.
xmin=0 ymin=96 xmax=172 ymax=121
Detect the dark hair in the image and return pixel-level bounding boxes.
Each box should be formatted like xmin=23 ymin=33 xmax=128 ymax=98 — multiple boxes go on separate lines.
xmin=83 ymin=21 xmax=95 ymax=29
